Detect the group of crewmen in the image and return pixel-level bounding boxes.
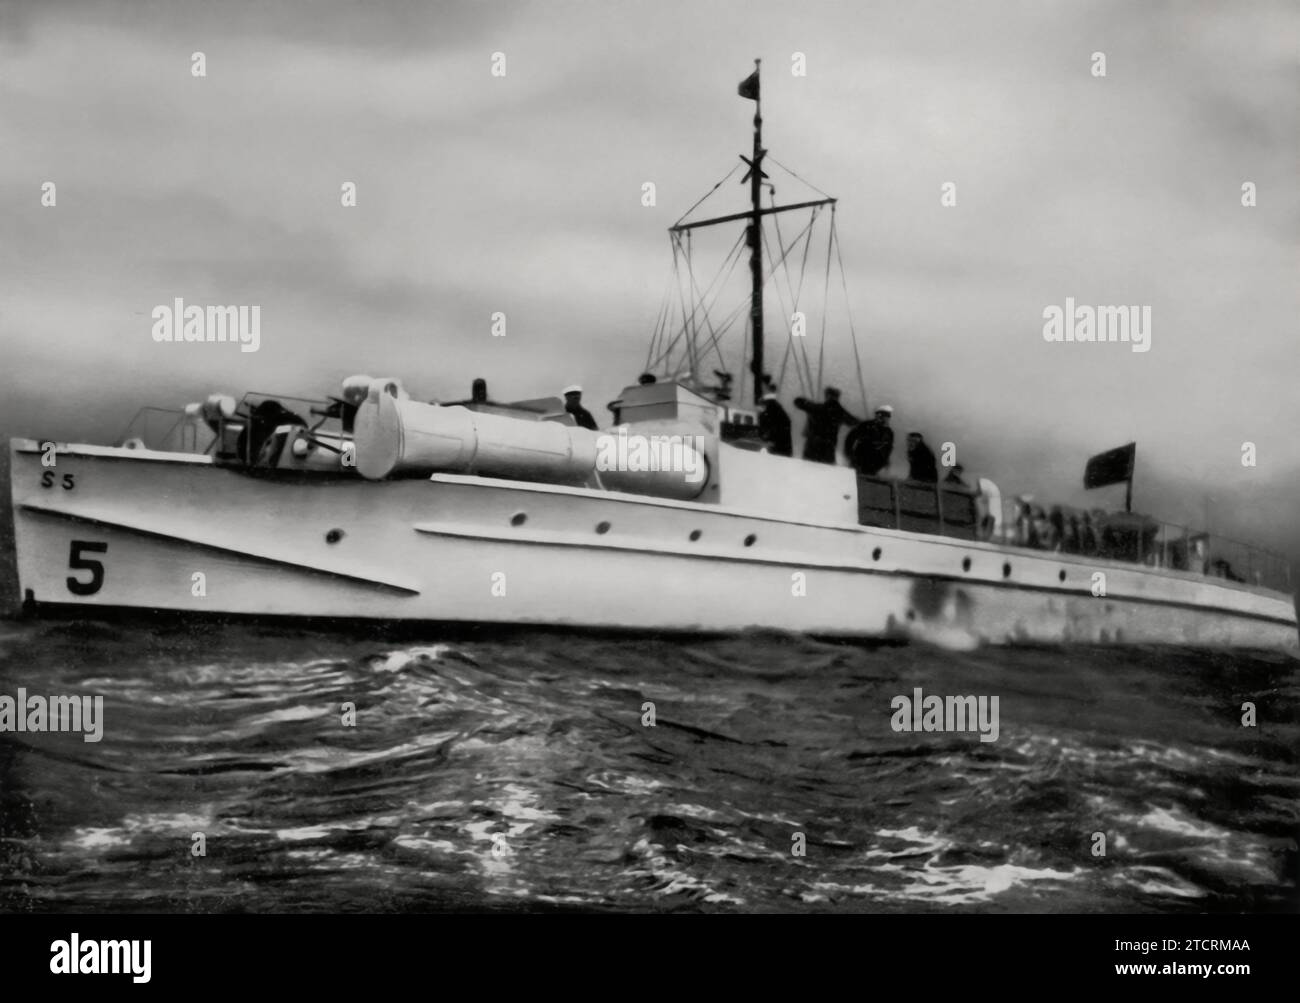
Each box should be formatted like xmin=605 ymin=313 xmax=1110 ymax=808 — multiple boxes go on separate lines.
xmin=758 ymin=381 xmax=965 ymax=486
xmin=1013 ymin=500 xmax=1104 ymax=554
xmin=576 ymin=375 xmax=966 ymax=487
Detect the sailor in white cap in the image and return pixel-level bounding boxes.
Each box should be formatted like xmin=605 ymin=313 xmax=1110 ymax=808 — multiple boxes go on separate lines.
xmin=757 ymin=380 xmax=793 ymax=456
xmin=1013 ymin=494 xmax=1036 ymax=548
xmin=562 ymin=385 xmax=598 ymax=430
xmin=845 ymin=403 xmax=895 ymax=475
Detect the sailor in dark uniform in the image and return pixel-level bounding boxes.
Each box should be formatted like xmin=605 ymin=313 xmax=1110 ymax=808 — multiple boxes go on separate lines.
xmin=846 ymin=404 xmax=894 ymax=475
xmin=758 ymin=390 xmax=793 ymax=456
xmin=793 ymin=386 xmax=858 ymax=464
xmin=906 ymin=431 xmax=938 ymax=482
xmin=241 ymin=399 xmax=307 ymax=467
xmin=562 ymin=385 xmax=598 ymax=430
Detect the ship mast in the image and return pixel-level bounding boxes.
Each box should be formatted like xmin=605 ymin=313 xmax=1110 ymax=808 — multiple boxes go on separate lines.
xmin=667 ymin=61 xmax=837 ymax=406
xmin=744 ymin=59 xmax=765 ymax=405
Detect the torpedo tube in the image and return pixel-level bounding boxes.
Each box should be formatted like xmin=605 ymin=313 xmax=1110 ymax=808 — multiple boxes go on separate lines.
xmin=352 ymin=378 xmax=711 ymax=500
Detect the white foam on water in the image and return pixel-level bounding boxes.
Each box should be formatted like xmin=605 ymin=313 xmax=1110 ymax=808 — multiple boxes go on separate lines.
xmin=494 ymin=782 xmax=562 ymax=824
xmin=245 ymin=704 xmax=328 ymax=727
xmin=67 ymin=810 xmax=216 ymax=851
xmin=67 ymin=827 xmax=129 ymax=850
xmin=812 ymin=858 xmax=1079 ymax=906
xmin=1103 ymin=802 xmax=1278 ymax=887
xmin=921 ymin=862 xmax=1078 ymax=903
xmin=534 ymin=893 xmax=595 ymax=905
xmin=1117 ymin=865 xmax=1206 ymax=899
xmin=288 ymin=729 xmax=461 ymax=774
xmin=874 ymin=826 xmax=948 ymax=854
xmin=905 ymin=622 xmax=982 ymax=652
xmin=372 ymin=646 xmax=457 ymax=672
xmin=282 ymin=848 xmax=333 ymax=863
xmin=391 ymin=835 xmax=461 ymax=855
xmin=626 ymin=836 xmax=746 ymax=906
xmin=581 ymin=771 xmax=665 ymax=796
xmin=662 ymin=802 xmax=731 ymax=823
xmin=1132 ymin=804 xmax=1226 ymax=841
xmin=273 ymin=825 xmax=334 ymax=841
xmin=816 ymin=825 xmax=1084 ymax=905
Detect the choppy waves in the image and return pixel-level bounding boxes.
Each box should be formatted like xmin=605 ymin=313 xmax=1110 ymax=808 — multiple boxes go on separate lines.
xmin=0 ymin=619 xmax=1295 ymax=912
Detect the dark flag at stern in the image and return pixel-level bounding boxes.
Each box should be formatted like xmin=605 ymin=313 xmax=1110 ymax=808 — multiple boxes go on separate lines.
xmin=1084 ymin=441 xmax=1137 ymax=511
xmin=738 ymin=69 xmax=759 ymax=101
xmin=1084 ymin=442 xmax=1137 ymax=489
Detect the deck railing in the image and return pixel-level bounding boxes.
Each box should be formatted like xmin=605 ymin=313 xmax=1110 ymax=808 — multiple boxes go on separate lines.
xmin=856 ymin=475 xmax=1292 ymax=593
xmin=114 ymin=407 xmax=201 ymax=452
xmin=115 ymin=394 xmax=344 ymax=459
xmin=856 ymin=475 xmax=980 ymax=541
xmin=1145 ymin=520 xmax=1292 ymax=591
xmin=987 ymin=496 xmax=1292 ymax=592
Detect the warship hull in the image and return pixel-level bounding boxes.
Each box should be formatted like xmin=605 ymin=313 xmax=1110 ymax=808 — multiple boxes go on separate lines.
xmin=10 ymin=438 xmax=1298 ymax=651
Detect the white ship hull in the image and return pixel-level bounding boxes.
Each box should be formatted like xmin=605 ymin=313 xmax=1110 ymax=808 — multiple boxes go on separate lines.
xmin=9 ymin=438 xmax=1298 ymax=651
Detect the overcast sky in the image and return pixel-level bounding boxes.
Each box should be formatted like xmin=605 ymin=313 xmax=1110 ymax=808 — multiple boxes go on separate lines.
xmin=2 ymin=0 xmax=1297 ymax=561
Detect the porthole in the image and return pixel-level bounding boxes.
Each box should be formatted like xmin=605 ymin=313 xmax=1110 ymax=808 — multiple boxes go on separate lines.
xmin=510 ymin=512 xmax=527 ymax=527
xmin=961 ymin=557 xmax=971 ymax=572
xmin=1058 ymin=569 xmax=1066 ymax=582
xmin=1002 ymin=562 xmax=1012 ymax=578
xmin=872 ymin=547 xmax=882 ymax=561
xmin=325 ymin=528 xmax=345 ymax=544
xmin=743 ymin=533 xmax=757 ymax=547
xmin=689 ymin=529 xmax=702 ymax=541
xmin=596 ymin=521 xmax=611 ymax=535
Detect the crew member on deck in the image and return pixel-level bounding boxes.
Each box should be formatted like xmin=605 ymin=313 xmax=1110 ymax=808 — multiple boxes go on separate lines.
xmin=758 ymin=388 xmax=793 ymax=457
xmin=1062 ymin=512 xmax=1082 ymax=553
xmin=906 ymin=432 xmax=938 ymax=482
xmin=793 ymin=386 xmax=858 ymax=464
xmin=243 ymin=399 xmax=307 ymax=467
xmin=846 ymin=405 xmax=894 ymax=475
xmin=1078 ymin=510 xmax=1098 ymax=554
xmin=562 ymin=385 xmax=598 ymax=430
xmin=1048 ymin=506 xmax=1067 ymax=551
